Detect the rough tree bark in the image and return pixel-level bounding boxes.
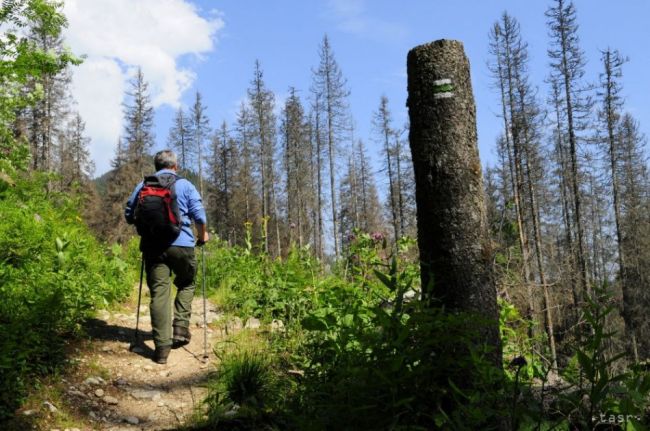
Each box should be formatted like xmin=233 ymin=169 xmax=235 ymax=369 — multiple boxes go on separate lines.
xmin=407 ymin=39 xmax=501 ymax=361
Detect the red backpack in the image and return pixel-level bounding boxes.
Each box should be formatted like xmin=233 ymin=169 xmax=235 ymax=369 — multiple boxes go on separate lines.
xmin=134 ymin=173 xmax=182 ymax=247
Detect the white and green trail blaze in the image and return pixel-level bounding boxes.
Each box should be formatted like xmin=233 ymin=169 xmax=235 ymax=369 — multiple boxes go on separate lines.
xmin=433 ymin=78 xmax=454 ymax=99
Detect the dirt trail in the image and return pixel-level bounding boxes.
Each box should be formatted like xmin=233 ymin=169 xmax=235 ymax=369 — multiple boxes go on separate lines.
xmin=54 ymin=291 xmax=224 ymax=431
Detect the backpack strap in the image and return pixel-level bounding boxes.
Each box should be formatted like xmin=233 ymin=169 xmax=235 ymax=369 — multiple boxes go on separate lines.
xmin=142 ymin=173 xmax=179 ymax=189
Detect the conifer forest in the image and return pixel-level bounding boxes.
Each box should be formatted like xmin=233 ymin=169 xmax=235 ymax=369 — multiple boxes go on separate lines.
xmin=1 ymin=0 xmax=650 ymax=430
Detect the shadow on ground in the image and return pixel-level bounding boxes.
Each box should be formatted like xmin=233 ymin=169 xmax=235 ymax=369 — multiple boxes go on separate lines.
xmin=84 ymin=317 xmax=155 ymax=359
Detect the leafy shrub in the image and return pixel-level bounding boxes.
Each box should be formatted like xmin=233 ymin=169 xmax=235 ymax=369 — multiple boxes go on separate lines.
xmin=203 ymin=236 xmax=320 ymax=328
xmin=499 ymin=298 xmax=547 ymax=382
xmin=293 ymin=254 xmax=506 ymax=430
xmin=0 ymin=173 xmax=135 ymax=420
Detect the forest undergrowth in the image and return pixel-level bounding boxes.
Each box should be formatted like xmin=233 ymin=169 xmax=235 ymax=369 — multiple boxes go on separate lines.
xmin=185 ymin=229 xmax=650 ymax=431
xmin=1 ymin=168 xmax=648 ymax=429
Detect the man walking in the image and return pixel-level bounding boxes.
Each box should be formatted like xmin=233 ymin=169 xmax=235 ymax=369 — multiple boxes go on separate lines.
xmin=125 ymin=150 xmax=209 ymax=364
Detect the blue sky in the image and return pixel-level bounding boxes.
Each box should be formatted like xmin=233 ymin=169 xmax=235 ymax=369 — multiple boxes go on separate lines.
xmin=64 ymin=0 xmax=650 ymax=177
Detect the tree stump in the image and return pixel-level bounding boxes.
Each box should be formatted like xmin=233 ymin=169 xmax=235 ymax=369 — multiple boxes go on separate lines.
xmin=406 ymin=39 xmax=500 ymax=356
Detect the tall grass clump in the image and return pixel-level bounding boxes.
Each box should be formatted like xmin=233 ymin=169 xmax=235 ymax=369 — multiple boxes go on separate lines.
xmin=201 ymin=333 xmax=293 ymax=430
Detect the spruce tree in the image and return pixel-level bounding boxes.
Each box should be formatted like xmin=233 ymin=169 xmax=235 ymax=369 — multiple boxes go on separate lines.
xmin=248 ymin=61 xmax=281 ymax=256
xmin=547 ymin=0 xmax=593 ymax=300
xmin=373 ymin=96 xmax=400 ymax=243
xmin=59 ymin=112 xmax=93 ymax=188
xmin=311 ymin=35 xmax=350 ymax=258
xmin=123 ymin=67 xmax=155 ymax=177
xmin=167 ymin=107 xmax=194 ymax=175
xmin=281 ymin=87 xmax=312 ymax=248
xmin=597 ymin=48 xmax=640 ymax=360
xmin=189 ymin=91 xmax=211 ymax=197
xmin=103 ymin=68 xmax=155 ymax=243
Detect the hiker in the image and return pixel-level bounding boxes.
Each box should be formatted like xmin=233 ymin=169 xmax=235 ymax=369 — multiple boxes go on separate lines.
xmin=125 ymin=150 xmax=209 ymax=364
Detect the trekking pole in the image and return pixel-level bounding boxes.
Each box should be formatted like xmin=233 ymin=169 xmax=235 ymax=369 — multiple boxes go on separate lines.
xmin=201 ymin=244 xmax=209 ymax=362
xmin=130 ymin=254 xmax=145 ymax=351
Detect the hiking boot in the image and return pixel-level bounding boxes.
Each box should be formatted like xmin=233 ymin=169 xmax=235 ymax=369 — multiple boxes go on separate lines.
xmin=153 ymin=345 xmax=172 ymax=364
xmin=172 ymin=325 xmax=191 ymax=349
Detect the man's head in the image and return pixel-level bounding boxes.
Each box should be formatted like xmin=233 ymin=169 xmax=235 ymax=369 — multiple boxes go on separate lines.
xmin=154 ymin=150 xmax=178 ymax=171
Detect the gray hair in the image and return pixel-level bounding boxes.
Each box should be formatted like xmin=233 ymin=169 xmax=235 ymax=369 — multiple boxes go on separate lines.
xmin=154 ymin=150 xmax=177 ymax=171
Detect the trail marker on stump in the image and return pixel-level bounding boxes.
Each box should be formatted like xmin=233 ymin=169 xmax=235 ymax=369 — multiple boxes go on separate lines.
xmin=406 ymin=39 xmax=500 ymax=363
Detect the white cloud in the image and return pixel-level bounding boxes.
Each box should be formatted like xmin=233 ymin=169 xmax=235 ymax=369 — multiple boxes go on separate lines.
xmin=70 ymin=58 xmax=124 ymax=167
xmin=63 ymin=0 xmax=223 ymax=175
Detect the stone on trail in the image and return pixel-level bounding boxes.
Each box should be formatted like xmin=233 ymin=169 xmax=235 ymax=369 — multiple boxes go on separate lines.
xmin=124 ymin=416 xmax=140 ymax=425
xmin=130 ymin=389 xmax=162 ymax=400
xmin=207 ymin=310 xmax=222 ymax=323
xmin=245 ymin=317 xmax=261 ymax=329
xmin=67 ymin=389 xmax=87 ymax=398
xmin=227 ymin=316 xmax=243 ymax=331
xmin=84 ymin=377 xmax=100 ymax=386
xmin=95 ymin=388 xmax=105 ymax=397
xmin=190 ymin=302 xmax=222 ymax=325
xmin=103 ymin=395 xmax=119 ymax=405
xmin=43 ymin=401 xmax=58 ymax=413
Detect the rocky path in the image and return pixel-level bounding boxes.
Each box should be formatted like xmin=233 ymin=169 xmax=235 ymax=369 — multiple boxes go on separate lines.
xmin=46 ymin=293 xmax=224 ymax=431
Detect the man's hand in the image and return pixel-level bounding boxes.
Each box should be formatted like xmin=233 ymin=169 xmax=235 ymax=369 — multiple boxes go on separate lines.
xmin=196 ymin=224 xmax=209 ymax=246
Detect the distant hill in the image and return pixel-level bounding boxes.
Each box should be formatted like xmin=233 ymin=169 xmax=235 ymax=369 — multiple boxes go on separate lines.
xmin=93 ymin=168 xmax=202 ymax=197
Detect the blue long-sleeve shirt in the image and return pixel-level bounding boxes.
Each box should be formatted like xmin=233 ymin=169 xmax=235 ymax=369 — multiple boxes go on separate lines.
xmin=125 ymin=169 xmax=207 ymax=248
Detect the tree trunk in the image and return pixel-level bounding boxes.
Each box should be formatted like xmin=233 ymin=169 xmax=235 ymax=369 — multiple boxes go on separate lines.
xmin=395 ymin=133 xmax=405 ymax=238
xmin=493 ymin=31 xmax=535 ymax=330
xmin=603 ymin=51 xmax=638 ymax=362
xmin=315 ymin=108 xmax=324 ymax=260
xmin=551 ymin=83 xmax=581 ymax=315
xmin=383 ymin=121 xmax=399 ymax=243
xmin=326 ymin=110 xmax=339 ymax=258
xmin=558 ymin=30 xmax=590 ymax=300
xmin=522 ymin=128 xmax=558 ymax=369
xmin=407 ymin=39 xmax=500 ymax=361
xmin=358 ymin=141 xmax=369 ymax=231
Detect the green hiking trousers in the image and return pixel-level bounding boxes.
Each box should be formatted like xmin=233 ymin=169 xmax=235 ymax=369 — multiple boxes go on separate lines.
xmin=144 ymin=246 xmax=197 ymax=347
